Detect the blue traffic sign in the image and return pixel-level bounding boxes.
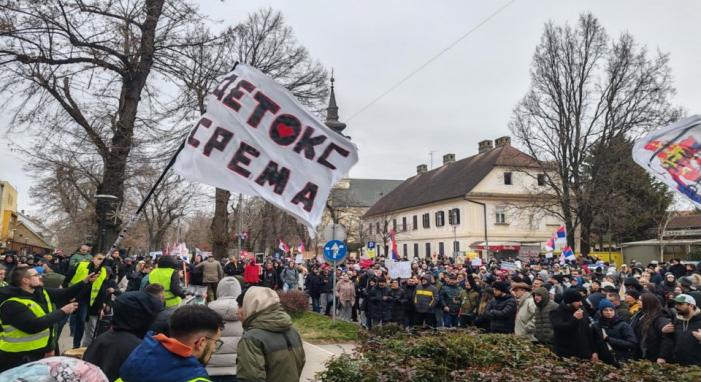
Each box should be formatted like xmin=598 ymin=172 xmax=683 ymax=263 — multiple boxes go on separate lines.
xmin=367 ymin=241 xmax=376 ymax=249
xmin=323 ymin=240 xmax=347 ymax=262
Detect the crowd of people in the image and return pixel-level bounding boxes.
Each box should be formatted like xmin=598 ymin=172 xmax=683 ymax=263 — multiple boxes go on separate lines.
xmin=0 ymin=246 xmax=305 ymax=382
xmin=3 ymin=245 xmax=701 ymax=381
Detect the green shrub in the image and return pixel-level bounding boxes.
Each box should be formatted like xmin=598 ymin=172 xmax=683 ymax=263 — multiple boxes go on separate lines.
xmin=276 ymin=289 xmax=309 ymax=317
xmin=318 ymin=328 xmax=701 ymax=382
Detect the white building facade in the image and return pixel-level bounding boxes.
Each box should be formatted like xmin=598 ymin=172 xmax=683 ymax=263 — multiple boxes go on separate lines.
xmin=364 ymin=137 xmax=563 ymax=260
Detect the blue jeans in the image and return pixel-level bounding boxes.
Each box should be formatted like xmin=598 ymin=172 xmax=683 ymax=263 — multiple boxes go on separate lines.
xmin=443 ymin=313 xmax=459 ymax=328
xmin=71 ymin=302 xmax=89 ymax=348
xmin=311 ymin=296 xmax=321 ymax=313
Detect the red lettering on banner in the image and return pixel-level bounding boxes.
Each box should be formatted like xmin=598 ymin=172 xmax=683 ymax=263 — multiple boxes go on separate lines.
xmin=293 ymin=126 xmax=328 ymax=160
xmin=247 ymin=91 xmax=280 ymax=128
xmin=291 ymin=182 xmax=318 ymax=212
xmin=222 ymin=80 xmax=256 ymax=112
xmin=317 ymin=143 xmax=351 ymax=170
xmin=187 ymin=117 xmax=213 ymax=148
xmin=213 ymin=74 xmax=239 ymax=101
xmin=227 ymin=142 xmax=261 ymax=178
xmin=255 ymin=161 xmax=290 ymax=195
xmin=203 ymin=127 xmax=234 ymax=157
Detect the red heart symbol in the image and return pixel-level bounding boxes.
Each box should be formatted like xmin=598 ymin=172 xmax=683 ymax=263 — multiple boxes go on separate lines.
xmin=276 ymin=123 xmax=295 ymax=138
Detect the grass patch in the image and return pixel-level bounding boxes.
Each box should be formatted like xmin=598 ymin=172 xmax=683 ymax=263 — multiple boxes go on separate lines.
xmin=292 ymin=311 xmax=359 ymax=344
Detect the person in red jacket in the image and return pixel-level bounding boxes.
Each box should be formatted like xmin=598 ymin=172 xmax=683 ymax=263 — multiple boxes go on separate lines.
xmin=243 ymin=259 xmax=261 ymax=286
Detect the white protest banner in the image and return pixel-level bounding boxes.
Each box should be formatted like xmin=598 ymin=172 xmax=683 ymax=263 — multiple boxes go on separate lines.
xmin=501 ymin=261 xmax=517 ymax=272
xmin=397 ymin=261 xmax=412 ymax=278
xmin=173 ymin=64 xmax=359 ymax=232
xmin=633 ymin=115 xmax=701 ymax=206
xmin=385 ymin=260 xmax=399 ymax=279
xmin=471 ymin=258 xmax=482 ymax=267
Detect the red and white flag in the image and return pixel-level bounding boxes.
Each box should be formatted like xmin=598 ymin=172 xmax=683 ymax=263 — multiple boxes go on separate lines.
xmin=279 ymin=239 xmax=290 ymax=253
xmin=297 ymin=241 xmax=305 ymax=254
xmin=173 ymin=64 xmax=358 ymax=234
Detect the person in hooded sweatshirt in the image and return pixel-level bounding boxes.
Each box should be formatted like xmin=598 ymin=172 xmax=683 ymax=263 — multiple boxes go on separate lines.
xmin=83 ymin=291 xmax=163 ymax=382
xmin=236 ymin=286 xmax=305 ymax=382
xmin=592 ymin=299 xmax=637 ymax=366
xmin=206 ymin=277 xmax=244 ymax=382
xmin=532 ymin=287 xmax=558 ymax=345
xmin=661 ymin=294 xmax=701 ymax=366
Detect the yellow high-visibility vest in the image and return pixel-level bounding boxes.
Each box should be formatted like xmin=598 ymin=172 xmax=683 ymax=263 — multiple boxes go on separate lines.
xmin=0 ymin=290 xmax=54 ymax=352
xmin=69 ymin=262 xmax=107 ymax=306
xmin=149 ymin=268 xmax=182 ymax=308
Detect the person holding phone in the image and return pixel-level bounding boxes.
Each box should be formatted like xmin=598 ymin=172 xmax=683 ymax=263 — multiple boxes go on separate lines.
xmin=64 ymin=253 xmax=110 ymax=349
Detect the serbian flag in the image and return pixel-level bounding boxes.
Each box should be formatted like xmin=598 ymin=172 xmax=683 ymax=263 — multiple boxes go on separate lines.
xmin=278 ymin=239 xmax=290 ymax=254
xmin=545 ymin=237 xmax=555 ymax=252
xmin=554 ymin=226 xmax=567 ymax=247
xmin=563 ymin=246 xmax=576 ymax=261
xmin=297 ymin=241 xmax=305 ymax=254
xmin=387 ymin=229 xmax=400 ymax=261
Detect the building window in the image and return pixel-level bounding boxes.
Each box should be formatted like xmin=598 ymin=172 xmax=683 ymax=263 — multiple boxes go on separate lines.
xmin=504 ymin=172 xmax=512 ymax=185
xmin=412 ymin=215 xmax=418 ymax=230
xmin=496 ymin=206 xmax=507 ymax=224
xmin=438 ymin=242 xmax=445 ymax=255
xmin=448 ymin=208 xmax=460 ymax=225
xmin=453 ymin=240 xmax=460 ymax=252
xmin=422 ymin=213 xmax=430 ymax=228
xmin=376 ymin=222 xmax=380 ymax=234
xmin=414 ymin=243 xmax=419 ymax=258
xmin=402 ymin=217 xmax=407 ymax=232
xmin=435 ymin=211 xmax=445 ymax=227
xmin=369 ymin=223 xmax=373 ymax=235
xmin=403 ymin=243 xmax=408 ymax=258
xmin=392 ymin=219 xmax=397 ymax=232
xmin=537 ymin=173 xmax=546 ymax=186
xmin=425 ymin=242 xmax=431 ymax=257
xmin=383 ymin=221 xmax=388 ymax=233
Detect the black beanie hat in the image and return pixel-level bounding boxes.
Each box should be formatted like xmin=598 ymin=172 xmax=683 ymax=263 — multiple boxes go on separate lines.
xmin=563 ymin=288 xmax=583 ymax=304
xmin=493 ymin=281 xmax=510 ymax=294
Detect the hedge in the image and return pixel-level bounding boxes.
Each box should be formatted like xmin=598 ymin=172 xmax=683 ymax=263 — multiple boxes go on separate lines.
xmin=317 ymin=325 xmax=701 ymax=382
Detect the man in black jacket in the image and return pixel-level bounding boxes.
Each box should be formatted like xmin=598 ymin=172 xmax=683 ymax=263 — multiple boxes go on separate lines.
xmin=84 ymin=291 xmax=163 ymax=381
xmin=662 ymin=294 xmax=701 ymax=365
xmin=483 ymin=281 xmax=517 ymax=333
xmin=0 ymin=265 xmax=97 ymax=371
xmin=550 ymin=288 xmax=598 ymax=361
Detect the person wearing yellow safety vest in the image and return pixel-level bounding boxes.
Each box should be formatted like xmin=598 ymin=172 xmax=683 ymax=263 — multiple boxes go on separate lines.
xmin=0 ymin=264 xmax=98 ymax=372
xmin=146 ymin=255 xmax=187 ymax=310
xmin=63 ymin=253 xmax=111 ymax=349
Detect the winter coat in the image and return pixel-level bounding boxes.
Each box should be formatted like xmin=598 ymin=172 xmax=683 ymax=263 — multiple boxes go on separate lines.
xmin=413 ymin=283 xmax=439 ymax=314
xmin=305 ymin=272 xmax=323 ymax=298
xmin=367 ymin=286 xmax=390 ymax=321
xmin=224 ymin=261 xmax=243 ymax=276
xmin=0 ymin=283 xmax=86 ymax=371
xmin=320 ymin=272 xmax=333 ymax=294
xmin=485 ymin=294 xmax=517 ymax=334
xmin=261 ymin=268 xmax=280 ymax=290
xmin=671 ymin=308 xmax=701 ymax=365
xmin=515 ymin=292 xmax=537 ymax=340
xmin=593 ymin=316 xmax=637 ymax=364
xmin=189 ymin=262 xmax=204 ymax=285
xmin=532 ymin=288 xmax=558 ymax=344
xmin=615 ymin=301 xmax=632 ymax=322
xmin=196 ymin=259 xmax=224 ymax=284
xmin=243 ymin=263 xmax=261 ymax=285
xmin=439 ymin=284 xmax=462 ymax=315
xmin=84 ymin=291 xmax=163 ymax=382
xmin=119 ymin=332 xmax=209 ymax=382
xmin=206 ymin=277 xmax=244 ymax=377
xmin=336 ymin=280 xmax=356 ymax=305
xmin=388 ymin=287 xmax=407 ymax=323
xmin=458 ymin=288 xmax=480 ymax=317
xmin=630 ymin=311 xmax=674 ymax=361
xmin=402 ymin=284 xmax=417 ymax=315
xmin=550 ymin=302 xmax=595 ymax=359
xmin=281 ymin=266 xmax=299 ymax=286
xmin=237 ymin=288 xmax=305 ymax=382
xmin=126 ymin=271 xmax=148 ymax=292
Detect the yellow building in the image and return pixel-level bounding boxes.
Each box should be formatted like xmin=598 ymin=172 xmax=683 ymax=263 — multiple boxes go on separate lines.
xmin=0 ymin=181 xmax=18 ymax=252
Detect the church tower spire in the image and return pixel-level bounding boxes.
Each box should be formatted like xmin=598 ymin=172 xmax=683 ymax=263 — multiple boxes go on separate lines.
xmin=325 ymin=70 xmax=348 ymax=136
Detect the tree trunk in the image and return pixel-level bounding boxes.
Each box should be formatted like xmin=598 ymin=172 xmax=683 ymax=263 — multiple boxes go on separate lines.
xmin=579 ymin=207 xmax=594 ymax=256
xmin=211 ymin=188 xmax=231 ymax=259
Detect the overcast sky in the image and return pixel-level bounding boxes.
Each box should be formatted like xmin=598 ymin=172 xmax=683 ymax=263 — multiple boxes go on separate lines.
xmin=2 ymin=0 xmax=700 ymax=212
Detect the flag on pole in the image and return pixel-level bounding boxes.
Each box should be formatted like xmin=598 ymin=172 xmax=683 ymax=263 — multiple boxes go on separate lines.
xmin=297 ymin=241 xmax=305 ymax=254
xmin=563 ymin=246 xmax=576 ymax=261
xmin=545 ymin=237 xmax=555 ymax=252
xmin=172 ymin=64 xmax=359 ymax=235
xmin=279 ymin=239 xmax=290 ymax=254
xmin=554 ymin=226 xmax=567 ymax=247
xmin=633 ymin=115 xmax=701 ymax=207
xmin=386 ymin=229 xmax=400 ymax=261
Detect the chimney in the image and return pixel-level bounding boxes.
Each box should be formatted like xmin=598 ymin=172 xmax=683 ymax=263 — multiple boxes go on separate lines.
xmin=417 ymin=164 xmax=428 ymax=174
xmin=495 ymin=136 xmax=511 ymax=147
xmin=478 ymin=140 xmax=494 ymax=154
xmin=442 ymin=153 xmax=455 ymax=165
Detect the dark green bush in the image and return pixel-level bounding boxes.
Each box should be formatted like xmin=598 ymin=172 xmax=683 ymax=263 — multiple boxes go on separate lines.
xmin=317 ymin=328 xmax=701 ymax=382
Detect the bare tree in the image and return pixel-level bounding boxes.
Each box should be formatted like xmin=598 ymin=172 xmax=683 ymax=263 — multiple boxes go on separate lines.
xmin=510 ymin=13 xmax=679 ymax=254
xmin=0 ymin=0 xmax=206 ymax=252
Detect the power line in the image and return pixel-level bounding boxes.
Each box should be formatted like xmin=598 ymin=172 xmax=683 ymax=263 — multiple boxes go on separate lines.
xmin=344 ymin=0 xmax=517 ymax=123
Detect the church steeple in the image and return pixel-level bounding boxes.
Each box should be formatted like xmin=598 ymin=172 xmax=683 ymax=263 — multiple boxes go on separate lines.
xmin=325 ymin=70 xmax=348 ymax=136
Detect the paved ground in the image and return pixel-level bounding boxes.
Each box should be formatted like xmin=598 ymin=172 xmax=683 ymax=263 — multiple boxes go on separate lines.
xmin=59 ymin=327 xmax=354 ymax=381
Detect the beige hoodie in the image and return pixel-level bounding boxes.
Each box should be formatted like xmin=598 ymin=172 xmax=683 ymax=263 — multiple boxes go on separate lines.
xmin=242 ymin=286 xmax=280 ymax=318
